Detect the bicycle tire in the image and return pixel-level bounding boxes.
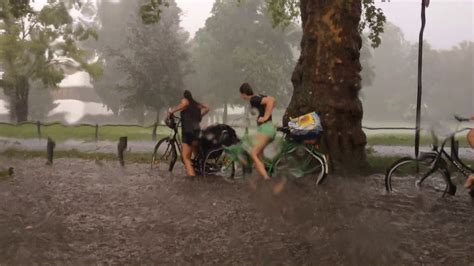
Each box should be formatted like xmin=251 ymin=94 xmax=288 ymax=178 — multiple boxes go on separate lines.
xmin=203 ymin=148 xmax=236 ymax=179
xmin=385 ymin=155 xmax=455 ymax=196
xmin=151 ymin=137 xmax=178 ymax=172
xmin=273 ymin=145 xmax=328 ymax=185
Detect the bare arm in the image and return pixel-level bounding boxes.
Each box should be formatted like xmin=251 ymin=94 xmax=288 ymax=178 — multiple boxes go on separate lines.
xmin=200 ymin=104 xmax=210 ymax=117
xmin=471 ymin=116 xmax=474 ymax=121
xmin=259 ymin=96 xmax=276 ymax=122
xmin=168 ymin=99 xmax=189 ymax=116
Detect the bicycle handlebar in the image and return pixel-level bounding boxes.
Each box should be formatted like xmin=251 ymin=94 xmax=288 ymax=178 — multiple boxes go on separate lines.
xmin=277 ymin=126 xmax=290 ymax=134
xmin=454 ymin=115 xmax=470 ymax=122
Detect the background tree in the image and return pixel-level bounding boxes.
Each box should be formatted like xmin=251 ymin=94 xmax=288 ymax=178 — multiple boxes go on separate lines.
xmin=115 ymin=0 xmax=189 ymax=124
xmin=88 ymin=0 xmax=136 ymax=116
xmin=189 ymin=0 xmax=300 ymax=123
xmin=28 ymin=81 xmax=58 ymax=121
xmin=362 ymin=22 xmax=412 ymax=121
xmin=362 ymin=22 xmax=473 ymax=123
xmin=0 ymin=0 xmax=101 ymax=123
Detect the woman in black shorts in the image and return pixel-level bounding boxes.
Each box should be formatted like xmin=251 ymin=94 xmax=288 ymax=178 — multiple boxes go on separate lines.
xmin=168 ymin=90 xmax=209 ymax=177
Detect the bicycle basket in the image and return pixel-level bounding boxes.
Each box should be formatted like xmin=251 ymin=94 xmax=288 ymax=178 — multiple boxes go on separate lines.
xmin=287 ymin=112 xmax=323 ymax=141
xmin=288 ymin=112 xmax=323 ymax=132
xmin=201 ymin=124 xmax=239 ymax=157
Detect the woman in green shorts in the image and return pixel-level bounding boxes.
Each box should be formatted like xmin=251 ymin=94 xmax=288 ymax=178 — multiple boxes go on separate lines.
xmin=239 ymin=83 xmax=284 ymax=193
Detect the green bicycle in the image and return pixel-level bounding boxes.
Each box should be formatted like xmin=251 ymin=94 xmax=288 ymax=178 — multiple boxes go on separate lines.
xmin=203 ymin=126 xmax=329 ymax=185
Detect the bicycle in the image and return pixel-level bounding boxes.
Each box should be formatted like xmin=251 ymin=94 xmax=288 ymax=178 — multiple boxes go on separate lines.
xmin=151 ymin=115 xmax=237 ymax=176
xmin=203 ymin=125 xmax=329 ymax=185
xmin=385 ymin=116 xmax=473 ymax=197
xmin=150 ymin=114 xmax=184 ymax=172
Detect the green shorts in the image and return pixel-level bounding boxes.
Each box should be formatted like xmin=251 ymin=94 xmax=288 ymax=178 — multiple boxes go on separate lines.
xmin=257 ymin=122 xmax=277 ymax=139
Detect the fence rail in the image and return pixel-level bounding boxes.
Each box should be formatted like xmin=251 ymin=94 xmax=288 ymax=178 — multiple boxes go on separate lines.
xmin=0 ymin=121 xmax=472 ymax=141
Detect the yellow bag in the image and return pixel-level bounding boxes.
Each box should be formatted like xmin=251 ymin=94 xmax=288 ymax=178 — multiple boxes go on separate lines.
xmin=289 ymin=112 xmax=322 ymax=131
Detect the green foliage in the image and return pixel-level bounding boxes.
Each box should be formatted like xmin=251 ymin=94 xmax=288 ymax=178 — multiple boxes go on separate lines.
xmin=140 ymin=0 xmax=169 ymax=25
xmin=265 ymin=0 xmax=299 ymax=28
xmin=360 ymin=0 xmax=386 ymax=48
xmin=142 ymin=0 xmax=386 ymax=47
xmin=189 ymin=0 xmax=299 ymax=115
xmin=0 ymin=0 xmax=101 ymax=121
xmin=116 ymin=0 xmax=189 ymax=123
xmin=87 ymin=0 xmax=138 ymax=115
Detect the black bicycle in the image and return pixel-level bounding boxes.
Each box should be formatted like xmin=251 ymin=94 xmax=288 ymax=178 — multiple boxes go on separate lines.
xmin=151 ymin=115 xmax=239 ymax=176
xmin=385 ymin=116 xmax=473 ymax=197
xmin=151 ymin=115 xmax=183 ymax=172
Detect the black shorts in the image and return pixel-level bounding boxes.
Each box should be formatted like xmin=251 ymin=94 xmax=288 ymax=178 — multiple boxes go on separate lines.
xmin=182 ymin=130 xmax=200 ymax=145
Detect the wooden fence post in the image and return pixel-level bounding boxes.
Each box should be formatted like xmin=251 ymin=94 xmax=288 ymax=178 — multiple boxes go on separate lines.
xmin=152 ymin=122 xmax=158 ymax=141
xmin=46 ymin=137 xmax=55 ymax=165
xmin=118 ymin=136 xmax=127 ymax=167
xmin=95 ymin=124 xmax=99 ymax=142
xmin=36 ymin=121 xmax=42 ymax=139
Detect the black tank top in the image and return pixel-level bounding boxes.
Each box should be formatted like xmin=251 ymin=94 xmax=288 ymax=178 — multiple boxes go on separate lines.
xmin=250 ymin=94 xmax=272 ymax=124
xmin=181 ymin=103 xmax=201 ymax=133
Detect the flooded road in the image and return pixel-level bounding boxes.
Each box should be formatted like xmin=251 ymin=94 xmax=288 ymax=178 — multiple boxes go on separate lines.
xmin=0 ymin=158 xmax=473 ymax=264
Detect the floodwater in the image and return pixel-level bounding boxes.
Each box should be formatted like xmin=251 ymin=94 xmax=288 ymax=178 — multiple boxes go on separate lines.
xmin=0 ymin=158 xmax=473 ymax=264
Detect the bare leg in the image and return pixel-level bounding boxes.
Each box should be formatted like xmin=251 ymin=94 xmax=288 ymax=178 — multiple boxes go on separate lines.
xmin=182 ymin=143 xmax=196 ymax=177
xmin=464 ymin=175 xmax=474 ymax=189
xmin=191 ymin=140 xmax=199 ymax=158
xmin=468 ymin=129 xmax=474 ymax=149
xmin=250 ymin=134 xmax=271 ymax=180
xmin=466 ymin=130 xmax=474 ymax=188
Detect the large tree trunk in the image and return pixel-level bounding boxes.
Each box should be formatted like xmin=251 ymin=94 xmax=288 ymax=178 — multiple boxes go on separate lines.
xmin=10 ymin=77 xmax=29 ymax=123
xmin=283 ymin=0 xmax=368 ymax=173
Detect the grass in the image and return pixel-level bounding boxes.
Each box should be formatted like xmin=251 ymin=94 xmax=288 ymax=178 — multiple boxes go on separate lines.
xmin=367 ymin=133 xmax=469 ymax=147
xmin=0 ymin=148 xmax=152 ymax=164
xmin=0 ymin=123 xmax=471 ymax=146
xmin=0 ymin=123 xmax=169 ymax=142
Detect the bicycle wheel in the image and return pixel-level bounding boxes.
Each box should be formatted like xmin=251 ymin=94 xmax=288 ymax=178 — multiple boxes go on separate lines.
xmin=385 ymin=155 xmax=455 ymax=196
xmin=203 ymin=148 xmax=239 ymax=179
xmin=273 ymin=145 xmax=328 ymax=184
xmin=151 ymin=137 xmax=178 ymax=172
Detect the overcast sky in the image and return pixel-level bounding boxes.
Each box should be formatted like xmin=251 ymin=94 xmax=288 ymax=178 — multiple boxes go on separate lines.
xmin=176 ymin=0 xmax=473 ymax=49
xmin=32 ymin=0 xmax=472 ymax=86
xmin=33 ymin=0 xmax=473 ymax=49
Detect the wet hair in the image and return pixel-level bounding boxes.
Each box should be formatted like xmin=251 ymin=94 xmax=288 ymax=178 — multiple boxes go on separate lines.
xmin=239 ymin=83 xmax=254 ymax=96
xmin=183 ymin=90 xmax=200 ymax=106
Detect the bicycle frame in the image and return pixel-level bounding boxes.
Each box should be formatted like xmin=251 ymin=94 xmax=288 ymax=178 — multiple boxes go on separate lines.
xmin=233 ymin=126 xmax=327 ymax=177
xmin=416 ymin=129 xmax=473 ymax=187
xmin=165 ymin=115 xmax=183 ymax=157
xmin=434 ymin=136 xmax=473 ymax=178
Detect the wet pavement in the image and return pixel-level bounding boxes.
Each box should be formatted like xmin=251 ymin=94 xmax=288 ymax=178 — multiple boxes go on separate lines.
xmin=0 ymin=158 xmax=473 ymax=264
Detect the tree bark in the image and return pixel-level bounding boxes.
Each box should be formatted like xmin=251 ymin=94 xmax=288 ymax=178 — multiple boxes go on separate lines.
xmin=155 ymin=108 xmax=161 ymax=124
xmin=283 ymin=0 xmax=368 ymax=174
xmin=136 ymin=105 xmax=145 ymax=125
xmin=223 ymin=102 xmax=228 ymax=124
xmin=10 ymin=77 xmax=29 ymax=123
